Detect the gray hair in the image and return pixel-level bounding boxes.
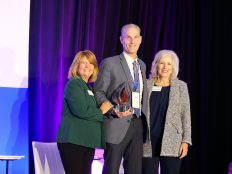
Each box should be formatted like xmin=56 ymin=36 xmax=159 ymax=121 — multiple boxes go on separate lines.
xmin=149 ymin=50 xmax=179 ymax=80
xmin=121 ymin=24 xmax=141 ymax=36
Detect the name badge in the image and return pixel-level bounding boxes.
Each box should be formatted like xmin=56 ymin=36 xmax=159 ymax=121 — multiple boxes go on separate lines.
xmin=132 ymin=92 xmax=140 ymax=109
xmin=152 ymin=86 xmax=162 ymax=91
xmin=87 ymin=90 xmax=94 ymax=96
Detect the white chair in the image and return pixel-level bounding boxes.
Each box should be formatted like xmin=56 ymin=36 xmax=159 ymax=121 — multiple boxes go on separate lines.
xmin=32 ymin=141 xmax=65 ymax=174
xmin=119 ymin=158 xmax=124 ymax=174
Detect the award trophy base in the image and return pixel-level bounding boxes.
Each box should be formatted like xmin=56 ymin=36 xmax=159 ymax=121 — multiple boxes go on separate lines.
xmin=115 ymin=104 xmax=132 ymax=112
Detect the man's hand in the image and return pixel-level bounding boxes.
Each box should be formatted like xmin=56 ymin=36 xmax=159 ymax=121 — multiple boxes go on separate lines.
xmin=113 ymin=108 xmax=133 ymax=118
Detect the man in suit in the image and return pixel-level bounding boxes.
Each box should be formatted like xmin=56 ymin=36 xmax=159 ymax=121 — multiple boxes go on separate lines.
xmin=94 ymin=24 xmax=148 ymax=174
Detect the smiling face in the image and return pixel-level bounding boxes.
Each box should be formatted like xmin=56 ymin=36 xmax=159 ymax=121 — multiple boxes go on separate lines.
xmin=120 ymin=26 xmax=142 ymax=59
xmin=77 ymin=57 xmax=94 ymax=82
xmin=157 ymin=54 xmax=173 ymax=79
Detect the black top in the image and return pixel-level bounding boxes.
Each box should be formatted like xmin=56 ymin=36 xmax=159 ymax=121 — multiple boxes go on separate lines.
xmin=150 ymin=85 xmax=170 ymax=156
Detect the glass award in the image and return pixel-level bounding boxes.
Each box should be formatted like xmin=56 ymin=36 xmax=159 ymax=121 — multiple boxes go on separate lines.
xmin=111 ymin=82 xmax=132 ymax=112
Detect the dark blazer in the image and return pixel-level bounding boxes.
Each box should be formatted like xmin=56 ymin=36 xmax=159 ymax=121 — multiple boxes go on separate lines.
xmin=143 ymin=78 xmax=192 ymax=157
xmin=57 ymin=77 xmax=105 ymax=149
xmin=94 ymin=53 xmax=148 ymax=144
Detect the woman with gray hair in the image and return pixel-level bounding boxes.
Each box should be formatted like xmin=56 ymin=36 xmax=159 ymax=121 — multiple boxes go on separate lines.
xmin=142 ymin=50 xmax=192 ymax=174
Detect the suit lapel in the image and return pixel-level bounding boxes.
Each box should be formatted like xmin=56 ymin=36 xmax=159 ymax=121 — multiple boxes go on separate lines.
xmin=137 ymin=59 xmax=145 ymax=78
xmin=166 ymin=79 xmax=178 ymax=120
xmin=147 ymin=79 xmax=154 ymax=99
xmin=119 ymin=54 xmax=133 ymax=92
xmin=138 ymin=58 xmax=146 ymax=89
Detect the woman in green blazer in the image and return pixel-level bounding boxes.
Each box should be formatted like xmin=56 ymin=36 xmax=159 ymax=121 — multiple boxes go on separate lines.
xmin=57 ymin=50 xmax=113 ymax=174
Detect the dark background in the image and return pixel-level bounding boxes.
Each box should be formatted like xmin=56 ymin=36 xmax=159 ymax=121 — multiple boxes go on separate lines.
xmin=29 ymin=0 xmax=232 ymax=173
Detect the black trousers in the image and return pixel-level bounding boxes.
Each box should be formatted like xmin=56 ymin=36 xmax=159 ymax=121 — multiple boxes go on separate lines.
xmin=57 ymin=143 xmax=95 ymax=174
xmin=142 ymin=157 xmax=182 ymax=174
xmin=103 ymin=117 xmax=143 ymax=174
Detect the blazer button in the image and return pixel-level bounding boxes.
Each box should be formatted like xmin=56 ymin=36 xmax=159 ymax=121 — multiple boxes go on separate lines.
xmin=127 ymin=120 xmax=130 ymax=123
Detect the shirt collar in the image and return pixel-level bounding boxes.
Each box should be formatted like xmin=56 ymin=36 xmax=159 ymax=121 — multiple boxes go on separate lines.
xmin=123 ymin=52 xmax=138 ymax=63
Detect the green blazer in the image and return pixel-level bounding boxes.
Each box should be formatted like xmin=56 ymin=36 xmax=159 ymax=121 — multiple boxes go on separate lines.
xmin=57 ymin=77 xmax=105 ymax=149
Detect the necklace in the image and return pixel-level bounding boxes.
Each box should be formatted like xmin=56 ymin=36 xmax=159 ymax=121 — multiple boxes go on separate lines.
xmin=154 ymin=79 xmax=170 ymax=87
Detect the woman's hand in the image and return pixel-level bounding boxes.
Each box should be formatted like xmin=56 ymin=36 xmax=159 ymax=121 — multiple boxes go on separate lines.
xmin=100 ymin=101 xmax=114 ymax=114
xmin=179 ymin=142 xmax=189 ymax=159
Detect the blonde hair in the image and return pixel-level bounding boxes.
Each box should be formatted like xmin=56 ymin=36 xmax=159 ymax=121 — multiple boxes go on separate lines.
xmin=68 ymin=50 xmax=99 ymax=82
xmin=149 ymin=50 xmax=179 ymax=80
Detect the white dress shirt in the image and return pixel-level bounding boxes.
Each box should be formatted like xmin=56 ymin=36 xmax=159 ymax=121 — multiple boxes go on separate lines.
xmin=123 ymin=52 xmax=143 ymax=107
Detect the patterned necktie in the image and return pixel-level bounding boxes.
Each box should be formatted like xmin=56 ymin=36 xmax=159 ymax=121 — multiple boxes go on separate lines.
xmin=133 ymin=60 xmax=140 ymax=117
